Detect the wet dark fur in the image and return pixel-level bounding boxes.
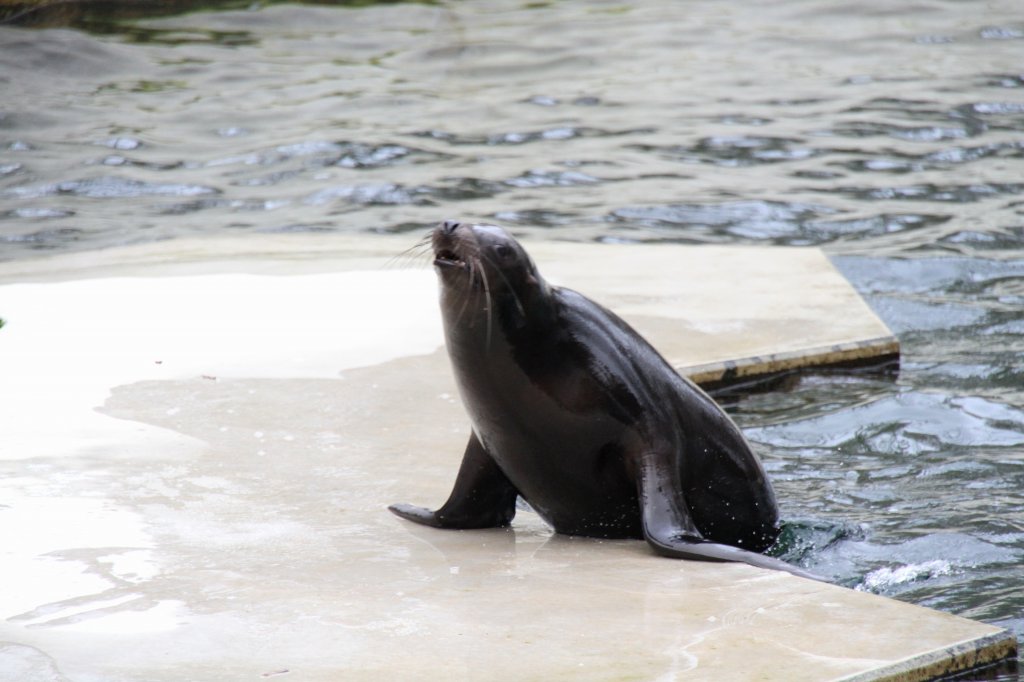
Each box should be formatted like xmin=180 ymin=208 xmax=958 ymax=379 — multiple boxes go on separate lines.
xmin=389 ymin=220 xmax=818 ymax=579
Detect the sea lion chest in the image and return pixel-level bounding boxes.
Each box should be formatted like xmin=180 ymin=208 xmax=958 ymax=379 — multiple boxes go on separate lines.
xmin=442 ymin=290 xmax=659 ymax=537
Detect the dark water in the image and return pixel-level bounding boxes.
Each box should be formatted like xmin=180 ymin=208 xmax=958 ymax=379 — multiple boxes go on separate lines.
xmin=2 ymin=0 xmax=1023 ymax=673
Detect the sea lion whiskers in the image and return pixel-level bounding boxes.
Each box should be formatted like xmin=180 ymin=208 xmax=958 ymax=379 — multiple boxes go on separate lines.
xmin=478 ymin=255 xmax=495 ymax=348
xmin=387 ymin=234 xmax=433 ymax=270
xmin=480 ymin=249 xmax=527 ymax=320
xmin=450 ymin=253 xmax=479 ymax=330
xmin=457 ymin=249 xmax=497 ymax=347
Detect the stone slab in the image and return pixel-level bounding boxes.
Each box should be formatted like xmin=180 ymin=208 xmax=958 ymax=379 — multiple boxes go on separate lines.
xmin=0 ymin=233 xmax=899 ymax=387
xmin=0 ymin=235 xmax=1012 ymax=681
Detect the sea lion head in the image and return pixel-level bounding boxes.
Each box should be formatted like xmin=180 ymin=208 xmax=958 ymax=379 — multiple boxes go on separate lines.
xmin=431 ymin=219 xmax=547 ymax=303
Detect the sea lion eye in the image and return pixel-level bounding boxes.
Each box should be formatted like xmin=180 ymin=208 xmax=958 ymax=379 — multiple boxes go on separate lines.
xmin=494 ymin=244 xmax=514 ymax=260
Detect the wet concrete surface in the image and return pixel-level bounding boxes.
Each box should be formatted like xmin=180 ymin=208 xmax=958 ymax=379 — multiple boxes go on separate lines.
xmin=0 ymin=235 xmax=1012 ymax=680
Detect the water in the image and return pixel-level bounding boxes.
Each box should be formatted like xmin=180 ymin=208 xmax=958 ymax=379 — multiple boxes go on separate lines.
xmin=2 ymin=0 xmax=1023 ymax=673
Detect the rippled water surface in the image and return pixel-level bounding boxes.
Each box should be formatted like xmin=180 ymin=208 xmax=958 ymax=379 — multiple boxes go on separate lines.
xmin=2 ymin=0 xmax=1024 ymax=671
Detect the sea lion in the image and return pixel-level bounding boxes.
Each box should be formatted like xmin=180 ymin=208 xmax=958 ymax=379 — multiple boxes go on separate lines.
xmin=389 ymin=220 xmax=816 ymax=579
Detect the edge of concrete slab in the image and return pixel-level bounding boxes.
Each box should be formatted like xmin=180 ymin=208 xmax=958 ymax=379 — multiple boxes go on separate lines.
xmin=836 ymin=629 xmax=1018 ymax=682
xmin=684 ymin=335 xmax=900 ymax=389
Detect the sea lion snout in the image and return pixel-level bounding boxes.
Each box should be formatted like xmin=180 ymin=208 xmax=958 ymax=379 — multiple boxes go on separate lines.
xmin=432 ymin=220 xmax=475 ymax=272
xmin=429 ymin=222 xmax=546 ymax=303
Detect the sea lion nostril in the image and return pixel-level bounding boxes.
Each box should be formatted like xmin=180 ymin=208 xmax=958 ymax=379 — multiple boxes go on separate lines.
xmin=441 ymin=219 xmax=461 ymax=234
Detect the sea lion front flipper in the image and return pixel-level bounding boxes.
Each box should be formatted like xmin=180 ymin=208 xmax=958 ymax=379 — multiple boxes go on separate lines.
xmin=636 ymin=451 xmax=821 ymax=580
xmin=389 ymin=431 xmax=519 ymax=530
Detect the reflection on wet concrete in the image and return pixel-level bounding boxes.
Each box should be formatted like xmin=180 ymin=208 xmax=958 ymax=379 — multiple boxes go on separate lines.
xmin=0 ymin=236 xmax=1013 ymax=679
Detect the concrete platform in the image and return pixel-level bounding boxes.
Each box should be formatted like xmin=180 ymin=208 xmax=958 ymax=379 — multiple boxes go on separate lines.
xmin=0 ymin=234 xmax=899 ymax=387
xmin=0 ymin=235 xmax=1013 ymax=681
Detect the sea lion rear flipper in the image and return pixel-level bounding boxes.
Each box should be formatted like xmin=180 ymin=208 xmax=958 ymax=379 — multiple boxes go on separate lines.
xmin=636 ymin=451 xmax=821 ymax=580
xmin=389 ymin=432 xmax=519 ymax=530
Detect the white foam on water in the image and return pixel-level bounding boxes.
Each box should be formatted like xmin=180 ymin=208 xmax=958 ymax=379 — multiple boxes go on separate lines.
xmin=856 ymin=560 xmax=954 ymax=592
